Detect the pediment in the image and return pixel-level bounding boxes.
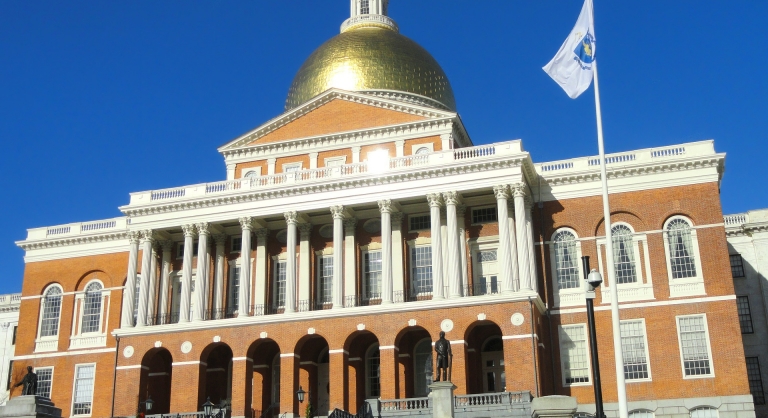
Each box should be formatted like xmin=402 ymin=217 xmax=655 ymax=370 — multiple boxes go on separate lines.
xmin=219 ymin=89 xmax=455 ymax=151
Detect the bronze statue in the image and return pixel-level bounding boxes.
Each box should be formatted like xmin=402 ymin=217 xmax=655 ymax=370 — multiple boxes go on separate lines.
xmin=14 ymin=366 xmax=38 ymax=396
xmin=434 ymin=331 xmax=452 ymax=382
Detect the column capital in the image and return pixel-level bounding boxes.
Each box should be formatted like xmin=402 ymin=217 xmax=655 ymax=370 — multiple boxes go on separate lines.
xmin=457 ymin=204 xmax=467 ymax=217
xmin=493 ymin=185 xmax=511 ymax=200
xmin=426 ymin=193 xmax=443 ymax=207
xmin=159 ymin=240 xmax=174 ymax=251
xmin=298 ymin=223 xmax=313 ymax=238
xmin=239 ymin=217 xmax=254 ymax=231
xmin=140 ymin=230 xmax=155 ymax=243
xmin=181 ymin=224 xmax=197 ymax=237
xmin=442 ymin=191 xmax=462 ymax=206
xmin=391 ymin=212 xmax=404 ymax=225
xmin=255 ymin=228 xmax=270 ymax=240
xmin=284 ymin=211 xmax=299 ymax=225
xmin=343 ymin=218 xmax=358 ymax=232
xmin=128 ymin=231 xmax=141 ymax=244
xmin=196 ymin=222 xmax=210 ymax=236
xmin=378 ymin=199 xmax=393 ymax=214
xmin=213 ymin=234 xmax=227 ymax=246
xmin=330 ymin=205 xmax=345 ymax=219
xmin=512 ymin=183 xmax=527 ymax=198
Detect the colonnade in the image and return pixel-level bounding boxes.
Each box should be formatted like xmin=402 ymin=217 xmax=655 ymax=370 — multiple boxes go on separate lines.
xmin=119 ymin=184 xmax=537 ymax=329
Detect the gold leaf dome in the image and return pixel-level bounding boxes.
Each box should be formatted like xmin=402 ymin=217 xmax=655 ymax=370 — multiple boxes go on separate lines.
xmin=285 ymin=26 xmax=456 ymax=111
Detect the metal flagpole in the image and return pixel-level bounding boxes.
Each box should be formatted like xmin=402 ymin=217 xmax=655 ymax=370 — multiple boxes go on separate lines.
xmin=591 ymin=59 xmax=629 ymax=418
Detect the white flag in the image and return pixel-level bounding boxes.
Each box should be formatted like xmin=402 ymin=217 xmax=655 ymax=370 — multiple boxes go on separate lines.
xmin=543 ymin=0 xmax=596 ymax=98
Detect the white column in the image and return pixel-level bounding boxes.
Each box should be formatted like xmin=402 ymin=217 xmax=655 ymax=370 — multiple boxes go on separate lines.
xmin=137 ymin=231 xmax=154 ymax=327
xmin=213 ymin=234 xmax=227 ymax=312
xmin=193 ymin=223 xmax=210 ymax=321
xmin=457 ymin=205 xmax=469 ymax=294
xmin=147 ymin=243 xmax=159 ymax=321
xmin=267 ymin=158 xmax=276 ymax=175
xmin=395 ymin=140 xmax=405 ymax=157
xmin=344 ymin=218 xmax=358 ymax=307
xmin=299 ymin=223 xmax=313 ymax=309
xmin=443 ymin=192 xmax=462 ymax=298
xmin=121 ymin=232 xmax=140 ymax=328
xmin=379 ymin=200 xmax=394 ymax=304
xmin=309 ymin=152 xmax=319 ymax=170
xmin=514 ymin=184 xmax=532 ymax=291
xmin=158 ymin=240 xmax=173 ymax=318
xmin=427 ymin=193 xmax=445 ymax=300
xmin=331 ymin=206 xmax=346 ymax=309
xmin=352 ymin=146 xmax=361 ymax=163
xmin=254 ymin=228 xmax=269 ymax=313
xmin=440 ymin=208 xmax=449 ymax=295
xmin=391 ymin=212 xmax=405 ymax=299
xmin=284 ymin=211 xmax=299 ymax=313
xmin=180 ymin=224 xmax=196 ymax=322
xmin=493 ymin=186 xmax=519 ymax=294
xmin=239 ymin=217 xmax=253 ymax=316
xmin=525 ymin=198 xmax=538 ymax=292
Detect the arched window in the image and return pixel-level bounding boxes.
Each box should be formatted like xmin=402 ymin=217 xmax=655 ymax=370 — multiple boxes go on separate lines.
xmin=414 ymin=339 xmax=433 ymax=397
xmin=629 ymin=410 xmax=655 ymax=418
xmin=612 ymin=224 xmax=637 ymax=284
xmin=690 ymin=407 xmax=718 ymax=418
xmin=553 ymin=230 xmax=580 ymax=289
xmin=415 ymin=147 xmax=430 ymax=155
xmin=81 ymin=282 xmax=103 ymax=333
xmin=366 ymin=344 xmax=380 ymax=398
xmin=666 ymin=218 xmax=697 ymax=279
xmin=39 ymin=286 xmax=63 ymax=337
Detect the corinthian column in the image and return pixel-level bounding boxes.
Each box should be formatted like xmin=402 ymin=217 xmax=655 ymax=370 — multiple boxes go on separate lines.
xmin=391 ymin=212 xmax=405 ymax=299
xmin=457 ymin=205 xmax=469 ymax=293
xmin=378 ymin=200 xmax=394 ymax=304
xmin=343 ymin=218 xmax=358 ymax=307
xmin=253 ymin=228 xmax=269 ymax=313
xmin=284 ymin=211 xmax=298 ymax=313
xmin=443 ymin=191 xmax=462 ymax=298
xmin=493 ymin=186 xmax=519 ymax=294
xmin=330 ymin=206 xmax=345 ymax=309
xmin=180 ymin=224 xmax=196 ymax=322
xmin=121 ymin=231 xmax=140 ymax=328
xmin=147 ymin=243 xmax=159 ymax=321
xmin=427 ymin=193 xmax=445 ymax=300
xmin=213 ymin=234 xmax=227 ymax=312
xmin=193 ymin=223 xmax=210 ymax=321
xmin=158 ymin=240 xmax=173 ymax=319
xmin=239 ymin=217 xmax=253 ymax=316
xmin=299 ymin=223 xmax=313 ymax=309
xmin=137 ymin=230 xmax=154 ymax=327
xmin=525 ymin=196 xmax=538 ymax=292
xmin=514 ymin=184 xmax=532 ymax=291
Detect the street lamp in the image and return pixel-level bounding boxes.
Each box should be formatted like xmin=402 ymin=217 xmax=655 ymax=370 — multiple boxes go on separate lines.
xmin=143 ymin=396 xmax=154 ymax=413
xmin=581 ymin=256 xmax=605 ymax=418
xmin=296 ymin=386 xmax=306 ymax=404
xmin=202 ymin=397 xmax=225 ymax=418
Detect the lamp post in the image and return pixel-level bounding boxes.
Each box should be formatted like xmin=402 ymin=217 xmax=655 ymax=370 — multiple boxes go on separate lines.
xmin=202 ymin=397 xmax=225 ymax=418
xmin=143 ymin=396 xmax=154 ymax=417
xmin=582 ymin=256 xmax=604 ymax=418
xmin=296 ymin=386 xmax=312 ymax=418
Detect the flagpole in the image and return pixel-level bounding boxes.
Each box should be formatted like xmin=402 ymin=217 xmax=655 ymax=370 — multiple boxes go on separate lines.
xmin=592 ymin=60 xmax=629 ymax=418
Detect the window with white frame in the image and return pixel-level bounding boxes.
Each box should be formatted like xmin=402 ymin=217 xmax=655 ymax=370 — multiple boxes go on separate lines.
xmin=325 ymin=156 xmax=346 ymax=167
xmin=39 ymin=285 xmax=63 ymax=338
xmin=318 ymin=255 xmax=333 ymax=304
xmin=677 ymin=315 xmax=713 ymax=378
xmin=473 ymin=248 xmax=499 ymax=295
xmin=363 ymin=251 xmax=382 ymax=299
xmin=228 ymin=263 xmax=241 ymax=313
xmin=553 ymin=230 xmax=580 ymax=290
xmin=737 ymin=296 xmax=754 ymax=334
xmin=35 ymin=367 xmax=53 ymax=399
xmin=231 ymin=237 xmax=242 ymax=253
xmin=666 ymin=218 xmax=698 ymax=279
xmin=628 ymin=410 xmax=654 ymax=418
xmin=274 ymin=260 xmax=287 ymax=307
xmin=360 ymin=0 xmax=370 ymax=14
xmin=746 ymin=357 xmax=765 ymax=405
xmin=559 ymin=324 xmax=590 ymax=385
xmin=730 ymin=254 xmax=745 ymax=278
xmin=612 ymin=224 xmax=638 ymax=284
xmin=411 ymin=246 xmax=433 ymax=295
xmin=81 ymin=282 xmax=103 ymax=334
xmin=72 ymin=364 xmax=95 ymax=416
xmin=366 ymin=344 xmax=380 ymax=398
xmin=283 ymin=162 xmax=302 ymax=173
xmin=689 ymin=407 xmax=718 ymax=418
xmin=620 ymin=320 xmax=651 ymax=380
xmin=132 ymin=275 xmax=141 ymax=326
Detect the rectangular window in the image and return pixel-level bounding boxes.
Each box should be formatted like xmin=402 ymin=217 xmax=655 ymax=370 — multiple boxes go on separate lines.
xmin=35 ymin=367 xmax=53 ymax=399
xmin=411 ymin=247 xmax=433 ymax=294
xmin=72 ymin=364 xmax=95 ymax=416
xmin=275 ymin=260 xmax=286 ymax=307
xmin=620 ymin=320 xmax=650 ymax=380
xmin=360 ymin=0 xmax=370 ymax=14
xmin=731 ymin=254 xmax=745 ymax=278
xmin=409 ymin=215 xmax=430 ymax=231
xmin=229 ymin=266 xmax=241 ymax=312
xmin=677 ymin=315 xmax=713 ymax=377
xmin=231 ymin=237 xmax=242 ymax=253
xmin=559 ymin=325 xmax=590 ymax=384
xmin=737 ymin=296 xmax=754 ymax=334
xmin=12 ymin=326 xmax=16 ymax=345
xmin=177 ymin=242 xmax=199 ymax=258
xmin=5 ymin=361 xmax=12 ymax=391
xmin=471 ymin=207 xmax=497 ymax=224
xmin=318 ymin=256 xmax=333 ymax=304
xmin=746 ymin=357 xmax=765 ymax=405
xmin=363 ymin=251 xmax=382 ymax=299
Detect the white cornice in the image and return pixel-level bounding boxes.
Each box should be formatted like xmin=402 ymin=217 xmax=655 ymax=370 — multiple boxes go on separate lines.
xmin=17 ymin=231 xmax=128 ymax=252
xmin=218 ymin=89 xmax=457 ymax=152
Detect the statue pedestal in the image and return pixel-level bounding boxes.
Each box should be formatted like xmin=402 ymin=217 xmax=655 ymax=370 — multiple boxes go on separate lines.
xmin=530 ymin=396 xmax=577 ymax=418
xmin=428 ymin=381 xmax=456 ymax=418
xmin=0 ymin=396 xmax=61 ymax=418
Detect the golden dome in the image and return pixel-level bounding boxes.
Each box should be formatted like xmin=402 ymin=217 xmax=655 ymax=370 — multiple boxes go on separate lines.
xmin=285 ymin=26 xmax=456 ymax=111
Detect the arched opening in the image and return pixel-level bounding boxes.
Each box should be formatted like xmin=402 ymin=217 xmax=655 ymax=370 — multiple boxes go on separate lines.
xmin=344 ymin=331 xmax=380 ymax=412
xmin=465 ymin=321 xmax=504 ymax=394
xmin=394 ymin=326 xmax=432 ymax=398
xmin=200 ymin=343 xmax=234 ymax=409
xmin=138 ymin=348 xmax=173 ymax=414
xmin=248 ymin=339 xmax=281 ymax=418
xmin=295 ymin=335 xmax=330 ymax=416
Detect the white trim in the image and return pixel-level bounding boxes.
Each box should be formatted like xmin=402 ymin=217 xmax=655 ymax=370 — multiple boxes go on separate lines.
xmin=70 ymin=362 xmax=96 ymax=417
xmin=282 ymin=162 xmax=303 ymax=173
xmin=470 ymin=204 xmax=498 ymax=226
xmin=536 ymin=222 xmax=726 ymax=246
xmin=558 ymin=324 xmax=592 ymax=387
xmin=171 ymin=361 xmax=207 ymax=366
xmin=675 ymin=313 xmax=715 ymax=379
xmin=662 ymin=216 xmax=706 ymax=298
xmin=22 ymin=286 xmax=124 ymax=300
xmin=324 ymin=156 xmax=347 ymax=167
xmin=619 ymin=318 xmax=652 ymax=383
xmin=596 ymin=223 xmax=655 ymax=303
xmin=115 ymin=365 xmax=143 ymax=370
xmin=551 ymin=228 xmax=585 ymax=308
xmin=33 ymin=366 xmax=54 ymax=398
xmin=379 ymin=345 xmax=396 ymax=350
xmin=552 ymin=294 xmax=735 ymax=315
xmin=14 ymin=347 xmax=116 ymax=360
xmin=502 ymin=334 xmax=538 ymax=340
xmin=280 ymin=353 xmax=299 ymax=358
xmin=232 ymin=357 xmax=252 ymax=361
xmin=328 ymin=349 xmax=348 ymax=355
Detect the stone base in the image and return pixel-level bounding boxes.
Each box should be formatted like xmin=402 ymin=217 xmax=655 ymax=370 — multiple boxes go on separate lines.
xmin=0 ymin=396 xmax=61 ymax=418
xmin=429 ymin=381 xmax=457 ymax=418
xmin=531 ymin=395 xmax=577 ymax=418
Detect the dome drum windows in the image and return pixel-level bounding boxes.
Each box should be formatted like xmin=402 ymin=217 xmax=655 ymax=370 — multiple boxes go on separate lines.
xmin=663 ymin=216 xmax=705 ymax=298
xmin=595 ymin=223 xmax=655 ymax=303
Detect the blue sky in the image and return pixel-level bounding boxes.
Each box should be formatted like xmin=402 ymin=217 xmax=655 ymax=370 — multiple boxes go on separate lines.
xmin=0 ymin=1 xmax=766 ymax=294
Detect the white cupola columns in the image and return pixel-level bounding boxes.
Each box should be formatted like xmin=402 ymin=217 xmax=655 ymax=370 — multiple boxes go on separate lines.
xmin=350 ymin=0 xmax=389 ymax=17
xmin=121 ymin=231 xmax=140 ymax=328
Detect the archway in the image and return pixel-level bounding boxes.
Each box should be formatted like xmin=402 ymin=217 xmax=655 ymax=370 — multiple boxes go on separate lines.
xmin=247 ymin=339 xmax=281 ymax=418
xmin=295 ymin=335 xmax=330 ymax=416
xmin=394 ymin=326 xmax=432 ymax=398
xmin=344 ymin=331 xmax=380 ymax=411
xmin=138 ymin=348 xmax=173 ymax=414
xmin=200 ymin=343 xmax=234 ymax=408
xmin=465 ymin=321 xmax=504 ymax=394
